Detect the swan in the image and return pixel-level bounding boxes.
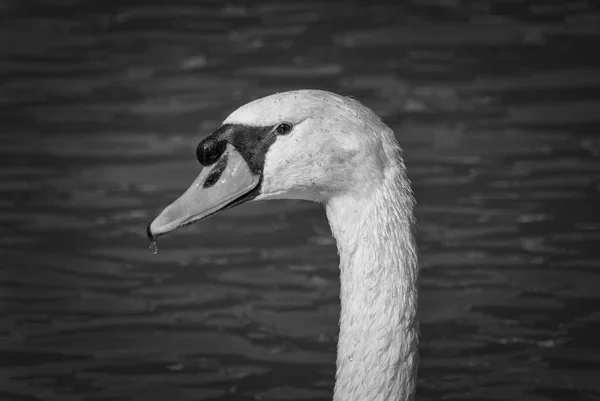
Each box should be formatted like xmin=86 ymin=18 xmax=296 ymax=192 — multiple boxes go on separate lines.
xmin=147 ymin=89 xmax=419 ymax=401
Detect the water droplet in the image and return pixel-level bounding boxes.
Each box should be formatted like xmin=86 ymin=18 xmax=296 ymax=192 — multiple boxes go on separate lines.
xmin=361 ymin=381 xmax=365 ymax=387
xmin=325 ymin=129 xmax=329 ymax=133
xmin=149 ymin=241 xmax=158 ymax=255
xmin=168 ymin=363 xmax=184 ymax=371
xmin=308 ymin=154 xmax=312 ymax=157
xmin=330 ymin=148 xmax=334 ymax=152
xmin=338 ymin=157 xmax=343 ymax=161
xmin=348 ymin=355 xmax=353 ymax=361
xmin=317 ymin=162 xmax=321 ymax=166
xmin=310 ymin=180 xmax=315 ymax=185
xmin=286 ymin=159 xmax=290 ymax=163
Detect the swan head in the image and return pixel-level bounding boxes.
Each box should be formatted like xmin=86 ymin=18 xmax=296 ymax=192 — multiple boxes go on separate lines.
xmin=148 ymin=89 xmax=399 ymax=240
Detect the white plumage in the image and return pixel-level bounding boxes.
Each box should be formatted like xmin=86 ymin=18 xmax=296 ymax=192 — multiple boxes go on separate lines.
xmin=150 ymin=89 xmax=420 ymax=401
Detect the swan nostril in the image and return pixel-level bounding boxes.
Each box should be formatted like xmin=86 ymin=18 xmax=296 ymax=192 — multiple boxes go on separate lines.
xmin=196 ymin=138 xmax=226 ymax=166
xmin=203 ymin=154 xmax=229 ymax=188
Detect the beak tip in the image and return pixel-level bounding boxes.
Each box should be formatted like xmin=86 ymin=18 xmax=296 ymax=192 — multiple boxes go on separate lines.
xmin=146 ymin=222 xmax=156 ymax=242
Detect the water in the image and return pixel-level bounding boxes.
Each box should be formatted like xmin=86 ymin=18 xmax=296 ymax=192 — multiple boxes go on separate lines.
xmin=2 ymin=1 xmax=600 ymax=400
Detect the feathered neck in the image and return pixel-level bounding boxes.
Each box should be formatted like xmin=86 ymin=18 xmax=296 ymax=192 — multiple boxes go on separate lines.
xmin=325 ymin=153 xmax=419 ymax=401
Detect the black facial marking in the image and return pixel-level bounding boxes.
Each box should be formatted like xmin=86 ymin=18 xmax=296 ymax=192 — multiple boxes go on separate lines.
xmin=197 ymin=136 xmax=227 ymax=166
xmin=192 ymin=123 xmax=279 ymax=213
xmin=200 ymin=124 xmax=276 ymax=175
xmin=203 ymin=154 xmax=228 ymax=188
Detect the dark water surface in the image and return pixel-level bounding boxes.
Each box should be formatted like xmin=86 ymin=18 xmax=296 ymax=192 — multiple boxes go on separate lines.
xmin=2 ymin=1 xmax=600 ymax=400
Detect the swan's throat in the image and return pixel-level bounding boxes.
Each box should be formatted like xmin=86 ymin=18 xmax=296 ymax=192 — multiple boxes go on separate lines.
xmin=326 ymin=169 xmax=419 ymax=401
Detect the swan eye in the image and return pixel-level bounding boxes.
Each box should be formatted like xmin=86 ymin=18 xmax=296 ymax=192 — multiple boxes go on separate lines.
xmin=276 ymin=123 xmax=292 ymax=135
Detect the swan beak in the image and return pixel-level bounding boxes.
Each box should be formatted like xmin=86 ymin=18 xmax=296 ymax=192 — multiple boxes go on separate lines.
xmin=147 ymin=144 xmax=260 ymax=240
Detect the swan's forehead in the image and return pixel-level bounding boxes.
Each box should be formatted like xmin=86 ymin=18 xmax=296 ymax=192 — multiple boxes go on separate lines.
xmin=223 ymin=90 xmax=344 ymax=127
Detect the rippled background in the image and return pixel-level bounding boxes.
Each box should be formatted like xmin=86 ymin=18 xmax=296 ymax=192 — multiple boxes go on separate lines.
xmin=2 ymin=0 xmax=600 ymax=400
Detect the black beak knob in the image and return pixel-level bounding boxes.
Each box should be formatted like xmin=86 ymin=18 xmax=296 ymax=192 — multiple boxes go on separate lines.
xmin=196 ymin=137 xmax=226 ymax=166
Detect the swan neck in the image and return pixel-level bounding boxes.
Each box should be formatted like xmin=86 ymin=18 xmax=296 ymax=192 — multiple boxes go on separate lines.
xmin=326 ymin=168 xmax=419 ymax=401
